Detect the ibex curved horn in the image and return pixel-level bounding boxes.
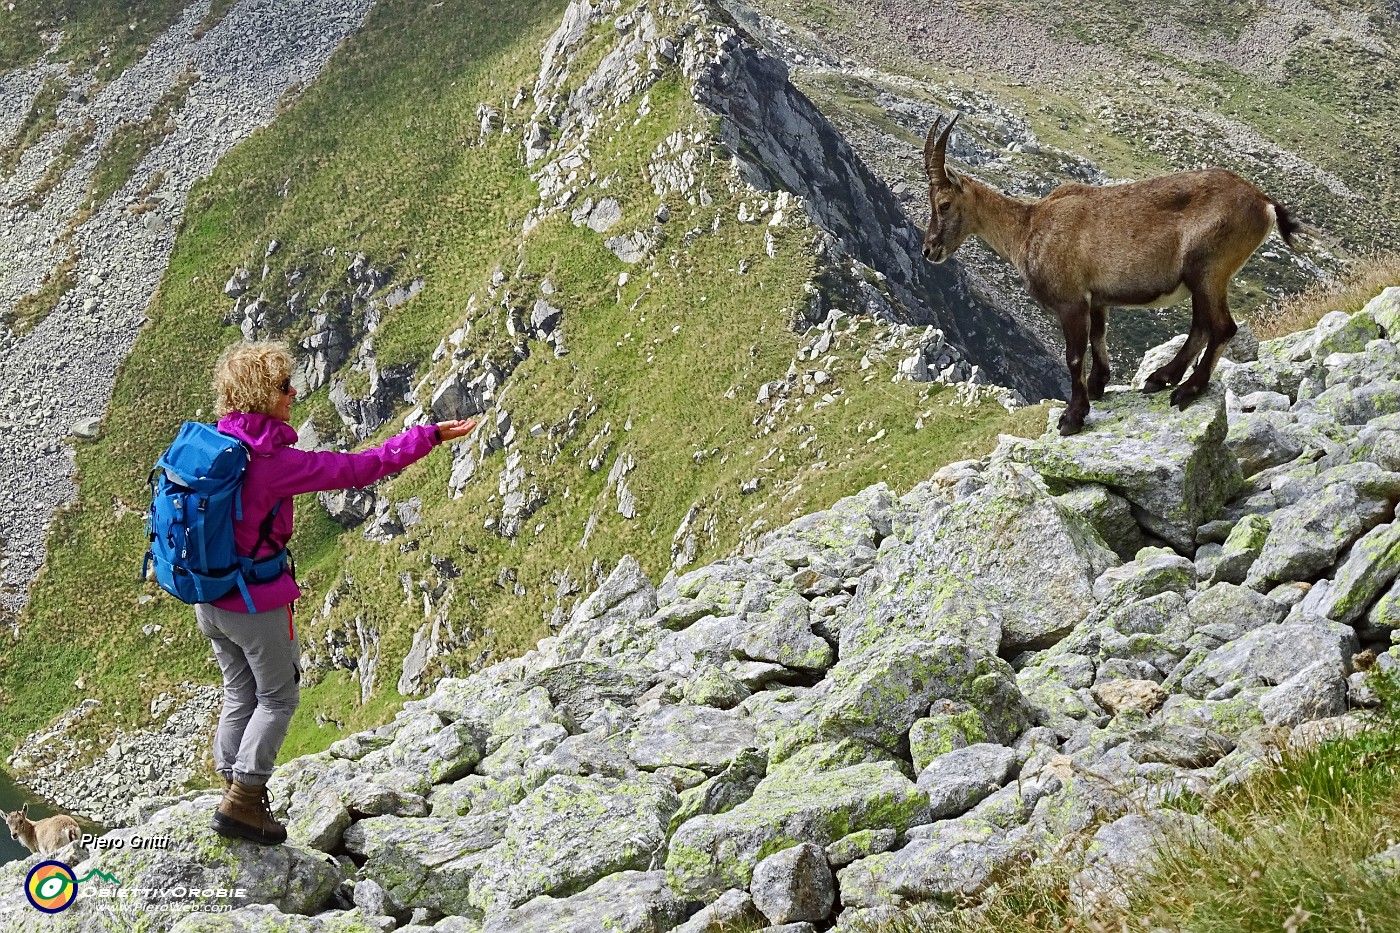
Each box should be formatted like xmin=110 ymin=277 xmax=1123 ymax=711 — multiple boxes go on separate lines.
xmin=924 ymin=113 xmax=960 ymax=182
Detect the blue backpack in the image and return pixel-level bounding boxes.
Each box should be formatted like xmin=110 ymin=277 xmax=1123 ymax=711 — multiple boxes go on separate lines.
xmin=143 ymin=422 xmax=288 ymax=612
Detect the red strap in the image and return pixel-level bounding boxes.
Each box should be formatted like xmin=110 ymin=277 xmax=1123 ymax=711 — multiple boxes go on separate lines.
xmin=286 ymin=605 xmax=295 ymax=641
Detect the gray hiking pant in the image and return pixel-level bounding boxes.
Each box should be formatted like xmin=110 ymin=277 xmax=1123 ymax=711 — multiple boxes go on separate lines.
xmin=195 ymin=602 xmax=301 ymax=786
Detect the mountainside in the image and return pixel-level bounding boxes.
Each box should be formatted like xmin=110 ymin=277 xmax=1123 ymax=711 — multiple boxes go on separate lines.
xmin=0 ymin=0 xmax=1395 ymax=822
xmin=2 ymin=287 xmax=1399 ymax=931
xmin=0 ymin=0 xmax=1048 ymax=801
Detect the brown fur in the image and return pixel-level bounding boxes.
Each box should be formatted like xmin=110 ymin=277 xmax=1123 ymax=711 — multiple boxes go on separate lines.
xmin=4 ymin=806 xmax=81 ymax=855
xmin=921 ymin=115 xmax=1299 ymax=435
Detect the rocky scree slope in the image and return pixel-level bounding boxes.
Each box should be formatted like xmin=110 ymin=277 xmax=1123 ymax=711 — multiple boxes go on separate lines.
xmin=4 ymin=289 xmax=1398 ymax=931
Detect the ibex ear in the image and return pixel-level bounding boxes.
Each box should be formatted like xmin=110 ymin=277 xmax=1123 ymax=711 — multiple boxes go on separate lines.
xmin=946 ymin=170 xmax=964 ymax=192
xmin=19 ymin=805 xmax=27 ymax=818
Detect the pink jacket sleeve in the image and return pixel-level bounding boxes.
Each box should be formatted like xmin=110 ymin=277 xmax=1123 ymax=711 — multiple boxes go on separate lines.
xmin=263 ymin=424 xmax=440 ymax=497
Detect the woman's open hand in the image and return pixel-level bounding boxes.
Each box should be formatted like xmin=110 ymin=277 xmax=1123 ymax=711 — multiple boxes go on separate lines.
xmin=436 ymin=419 xmax=478 ymax=442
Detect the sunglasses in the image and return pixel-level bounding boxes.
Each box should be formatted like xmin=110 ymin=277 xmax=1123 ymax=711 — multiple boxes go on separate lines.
xmin=279 ymin=378 xmax=294 ymax=395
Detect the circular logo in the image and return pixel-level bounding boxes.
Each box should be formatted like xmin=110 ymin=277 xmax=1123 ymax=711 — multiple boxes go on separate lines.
xmin=25 ymin=861 xmax=77 ymax=913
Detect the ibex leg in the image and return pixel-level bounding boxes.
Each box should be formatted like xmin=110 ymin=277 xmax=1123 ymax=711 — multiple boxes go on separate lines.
xmin=1087 ymin=305 xmax=1111 ymax=400
xmin=1171 ymin=279 xmax=1236 ymax=409
xmin=1144 ymin=291 xmax=1208 ymax=393
xmin=1056 ymin=303 xmax=1092 ymax=435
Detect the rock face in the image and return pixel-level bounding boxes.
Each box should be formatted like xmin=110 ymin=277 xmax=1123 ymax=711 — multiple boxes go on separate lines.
xmin=688 ymin=10 xmax=1062 ymax=404
xmin=10 ymin=290 xmax=1399 ymax=931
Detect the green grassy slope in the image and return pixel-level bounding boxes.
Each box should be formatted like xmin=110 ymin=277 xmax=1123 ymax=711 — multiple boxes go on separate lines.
xmin=1 ymin=0 xmax=1045 ymax=771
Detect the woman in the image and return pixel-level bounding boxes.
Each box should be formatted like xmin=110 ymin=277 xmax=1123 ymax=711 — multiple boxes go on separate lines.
xmin=201 ymin=340 xmax=475 ymax=844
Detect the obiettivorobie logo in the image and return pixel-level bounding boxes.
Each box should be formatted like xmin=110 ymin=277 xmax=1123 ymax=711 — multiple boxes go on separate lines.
xmin=24 ymin=861 xmax=121 ymax=913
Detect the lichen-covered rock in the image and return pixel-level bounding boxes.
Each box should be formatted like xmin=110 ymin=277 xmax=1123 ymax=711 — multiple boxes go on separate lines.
xmin=1364 ymin=287 xmax=1400 ymax=335
xmin=1228 ymin=411 xmax=1304 ymax=476
xmin=1055 ymin=483 xmax=1144 ymax=559
xmin=825 ymin=828 xmax=899 ymax=868
xmin=842 ymin=464 xmax=1116 ymax=655
xmin=428 ymin=774 xmax=529 ymax=818
xmin=665 ymin=761 xmax=928 ymax=900
xmin=1257 ymin=660 xmax=1349 ymax=727
xmin=468 ymin=775 xmax=679 ymax=912
xmin=525 ymin=659 xmax=653 ymax=722
xmin=287 ymin=791 xmax=353 ymax=852
xmin=1187 ymin=582 xmax=1285 ymax=639
xmin=916 ymin=743 xmax=1018 ymax=820
xmin=837 ymin=816 xmax=1016 ymax=906
xmin=361 ymin=719 xmax=481 ymax=785
xmin=1312 ymin=522 xmax=1400 ymax=625
xmin=552 ymin=554 xmax=660 ymax=662
xmin=1092 ymin=549 xmax=1196 ymax=613
xmin=1209 ymin=514 xmax=1270 ymax=585
xmin=1002 ymin=384 xmax=1240 ymax=550
xmin=736 ymin=594 xmax=834 ymax=671
xmin=1244 ymin=465 xmax=1400 ymax=591
xmin=627 ymin=704 xmax=760 ymax=774
xmin=669 ymin=748 xmax=769 ymax=833
xmin=1313 ymin=308 xmax=1382 ymax=357
xmin=0 ymin=796 xmax=342 ymax=933
xmin=343 ymin=812 xmax=508 ymax=917
xmin=480 ymin=870 xmax=685 ymax=933
xmin=750 ymin=842 xmax=835 ymax=924
xmin=816 ymin=637 xmax=1031 ymax=752
xmin=1180 ymin=622 xmax=1357 ymax=699
xmin=908 ymin=703 xmax=992 ymax=772
xmin=670 ymin=888 xmax=764 ymax=932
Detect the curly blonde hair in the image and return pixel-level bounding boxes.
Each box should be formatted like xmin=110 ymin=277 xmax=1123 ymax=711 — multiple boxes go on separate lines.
xmin=213 ymin=340 xmax=294 ymax=417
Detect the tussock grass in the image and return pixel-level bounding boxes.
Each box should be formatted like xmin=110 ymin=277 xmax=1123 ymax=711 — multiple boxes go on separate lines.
xmin=849 ymin=676 xmax=1400 ymax=933
xmin=1252 ymin=252 xmax=1400 ymax=340
xmin=81 ymin=68 xmax=196 ymax=214
xmin=0 ymin=0 xmax=187 ymax=77
xmin=0 ymin=76 xmax=68 ymax=179
xmin=15 ymin=115 xmax=95 ymax=210
xmin=4 ymin=249 xmax=78 ymax=334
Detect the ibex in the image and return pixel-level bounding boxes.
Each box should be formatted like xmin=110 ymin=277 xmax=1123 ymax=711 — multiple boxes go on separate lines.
xmin=4 ymin=805 xmax=81 ymax=855
xmin=921 ymin=115 xmax=1303 ymax=435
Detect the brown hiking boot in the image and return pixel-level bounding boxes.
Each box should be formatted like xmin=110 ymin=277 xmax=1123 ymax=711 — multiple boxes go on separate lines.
xmin=212 ymin=779 xmax=287 ymax=845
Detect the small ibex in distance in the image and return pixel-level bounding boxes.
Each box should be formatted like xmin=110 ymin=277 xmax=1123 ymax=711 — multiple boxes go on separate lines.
xmin=921 ymin=115 xmax=1304 ymax=435
xmin=4 ymin=804 xmax=81 ymax=855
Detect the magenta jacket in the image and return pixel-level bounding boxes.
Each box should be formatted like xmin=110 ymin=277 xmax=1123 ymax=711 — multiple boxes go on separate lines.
xmin=209 ymin=412 xmax=440 ymax=613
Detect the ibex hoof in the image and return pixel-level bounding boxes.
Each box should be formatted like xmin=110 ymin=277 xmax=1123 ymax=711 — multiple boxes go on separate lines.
xmin=1057 ymin=414 xmax=1085 ymax=436
xmin=1141 ymin=379 xmax=1170 ymax=394
xmin=1169 ymin=385 xmax=1199 ymax=410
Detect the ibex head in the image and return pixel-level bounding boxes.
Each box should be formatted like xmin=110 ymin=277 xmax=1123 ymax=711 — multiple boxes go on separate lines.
xmin=4 ymin=807 xmax=29 ymax=837
xmin=922 ymin=114 xmax=969 ymax=264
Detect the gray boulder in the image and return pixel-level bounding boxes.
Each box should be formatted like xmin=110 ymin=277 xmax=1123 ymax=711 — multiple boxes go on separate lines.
xmin=1311 ymin=522 xmax=1400 ymax=625
xmin=480 ymin=870 xmax=685 ymax=933
xmin=467 ymin=775 xmax=679 ymax=913
xmin=665 ymin=761 xmax=928 ymax=899
xmin=841 ymin=464 xmax=1116 ymax=656
xmin=1180 ymin=622 xmax=1357 ymax=698
xmin=816 ymin=637 xmax=1031 ymax=752
xmin=1002 ymin=384 xmax=1240 ymax=550
xmin=627 ymin=704 xmax=759 ymax=774
xmin=1257 ymin=660 xmax=1349 ymax=727
xmin=552 ymin=555 xmax=659 ymax=662
xmin=916 ymin=743 xmax=1019 ymax=820
xmin=1245 ymin=465 xmax=1400 ymax=591
xmin=750 ymin=842 xmax=835 ymax=924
